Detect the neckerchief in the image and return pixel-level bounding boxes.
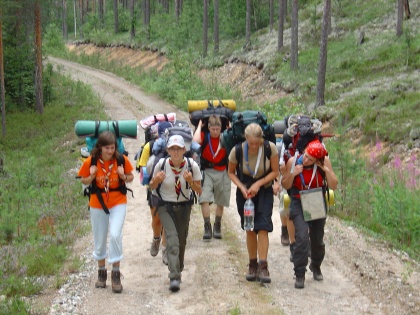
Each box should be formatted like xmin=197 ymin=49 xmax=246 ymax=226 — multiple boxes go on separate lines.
xmin=244 ymin=142 xmax=262 ymax=178
xmin=207 ymin=133 xmax=221 ymax=159
xmin=169 ymin=158 xmax=186 ymax=200
xmin=99 ymin=156 xmax=114 ymax=202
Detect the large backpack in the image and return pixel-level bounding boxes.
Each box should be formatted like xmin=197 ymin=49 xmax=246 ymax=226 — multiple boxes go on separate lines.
xmin=80 ymin=154 xmax=133 ymax=215
xmin=282 ymin=115 xmax=323 ymax=164
xmin=189 ymin=101 xmax=235 ymax=132
xmin=221 ymin=110 xmax=276 ymax=154
xmin=139 ymin=122 xmax=200 ymax=186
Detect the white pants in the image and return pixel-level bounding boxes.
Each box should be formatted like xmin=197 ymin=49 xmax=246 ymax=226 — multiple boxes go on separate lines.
xmin=90 ymin=204 xmax=126 ymax=264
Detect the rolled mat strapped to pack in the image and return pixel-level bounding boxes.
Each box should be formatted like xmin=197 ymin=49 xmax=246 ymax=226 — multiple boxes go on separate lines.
xmin=75 ymin=120 xmax=138 ymax=138
xmin=187 ymin=99 xmax=236 ymax=113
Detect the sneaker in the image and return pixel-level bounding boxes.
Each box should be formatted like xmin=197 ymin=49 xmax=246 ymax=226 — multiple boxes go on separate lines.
xmin=295 ymin=275 xmax=305 ymax=289
xmin=213 ymin=222 xmax=222 ymax=239
xmin=95 ymin=269 xmax=107 ymax=288
xmin=309 ymin=264 xmax=323 ymax=281
xmin=289 ymin=243 xmax=296 ymax=262
xmin=111 ymin=270 xmax=123 ymax=293
xmin=169 ymin=278 xmax=180 ymax=292
xmin=281 ymin=226 xmax=290 ymax=246
xmin=150 ymin=237 xmax=161 ymax=257
xmin=246 ymin=260 xmax=258 ymax=281
xmin=257 ymin=261 xmax=271 ymax=283
xmin=203 ymin=222 xmax=212 ymax=240
xmin=162 ymin=247 xmax=168 ymax=265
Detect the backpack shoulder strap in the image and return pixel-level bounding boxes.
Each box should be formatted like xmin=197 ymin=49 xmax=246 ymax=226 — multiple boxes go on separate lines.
xmin=234 ymin=143 xmax=243 ymax=181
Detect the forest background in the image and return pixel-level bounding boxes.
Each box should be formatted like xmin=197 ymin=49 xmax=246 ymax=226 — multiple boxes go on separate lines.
xmin=0 ymin=0 xmax=419 ymax=313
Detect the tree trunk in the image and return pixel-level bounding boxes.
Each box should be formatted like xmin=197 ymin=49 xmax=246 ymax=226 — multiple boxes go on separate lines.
xmin=213 ymin=0 xmax=219 ymax=53
xmin=62 ymin=0 xmax=68 ymax=39
xmin=175 ymin=0 xmax=181 ymax=20
xmin=403 ymin=0 xmax=410 ymax=19
xmin=99 ymin=0 xmax=104 ymax=29
xmin=316 ymin=0 xmax=331 ymax=108
xmin=0 ymin=16 xmax=6 ymax=136
xmin=269 ymin=0 xmax=274 ymax=33
xmin=114 ymin=0 xmax=119 ymax=34
xmin=290 ymin=0 xmax=298 ymax=70
xmin=396 ymin=0 xmax=403 ymax=36
xmin=203 ymin=0 xmax=208 ymax=57
xmin=144 ymin=0 xmax=150 ymax=40
xmin=246 ymin=0 xmax=251 ymax=48
xmin=79 ymin=0 xmax=84 ymax=37
xmin=277 ymin=0 xmax=286 ymax=51
xmin=74 ymin=0 xmax=77 ymax=38
xmin=34 ymin=1 xmax=44 ymax=115
xmin=130 ymin=0 xmax=135 ymax=39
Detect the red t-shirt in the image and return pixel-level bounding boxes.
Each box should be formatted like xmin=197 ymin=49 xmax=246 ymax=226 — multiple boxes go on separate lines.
xmin=78 ymin=155 xmax=134 ymax=210
xmin=200 ymin=132 xmax=227 ymax=171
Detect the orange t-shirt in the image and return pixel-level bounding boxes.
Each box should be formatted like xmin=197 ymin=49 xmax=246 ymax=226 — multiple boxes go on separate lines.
xmin=200 ymin=132 xmax=227 ymax=171
xmin=78 ymin=155 xmax=134 ymax=210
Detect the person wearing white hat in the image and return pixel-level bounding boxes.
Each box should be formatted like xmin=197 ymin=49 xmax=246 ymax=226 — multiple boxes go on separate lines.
xmin=149 ymin=135 xmax=202 ymax=292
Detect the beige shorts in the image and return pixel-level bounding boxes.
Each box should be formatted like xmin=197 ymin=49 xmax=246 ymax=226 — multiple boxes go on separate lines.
xmin=198 ymin=168 xmax=231 ymax=208
xmin=279 ymin=189 xmax=290 ymax=218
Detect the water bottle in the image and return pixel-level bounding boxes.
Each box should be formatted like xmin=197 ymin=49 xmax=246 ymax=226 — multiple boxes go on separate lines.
xmin=244 ymin=197 xmax=255 ymax=231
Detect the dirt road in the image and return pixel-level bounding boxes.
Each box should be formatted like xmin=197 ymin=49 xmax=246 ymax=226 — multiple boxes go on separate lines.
xmin=47 ymin=57 xmax=419 ymax=315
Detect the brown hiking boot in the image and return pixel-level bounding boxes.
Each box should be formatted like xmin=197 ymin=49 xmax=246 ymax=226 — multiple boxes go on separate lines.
xmin=203 ymin=222 xmax=212 ymax=240
xmin=95 ymin=269 xmax=107 ymax=288
xmin=281 ymin=226 xmax=290 ymax=246
xmin=245 ymin=259 xmax=258 ymax=281
xmin=213 ymin=222 xmax=222 ymax=239
xmin=111 ymin=270 xmax=123 ymax=293
xmin=150 ymin=237 xmax=161 ymax=257
xmin=257 ymin=261 xmax=271 ymax=283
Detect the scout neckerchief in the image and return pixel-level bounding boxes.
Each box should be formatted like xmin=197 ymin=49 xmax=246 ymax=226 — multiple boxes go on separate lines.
xmin=99 ymin=156 xmax=114 ymax=202
xmin=169 ymin=158 xmax=186 ymax=200
xmin=244 ymin=142 xmax=262 ymax=178
xmin=207 ymin=133 xmax=222 ymax=159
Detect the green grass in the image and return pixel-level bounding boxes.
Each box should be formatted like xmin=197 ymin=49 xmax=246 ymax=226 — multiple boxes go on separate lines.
xmin=0 ymin=71 xmax=107 ymax=312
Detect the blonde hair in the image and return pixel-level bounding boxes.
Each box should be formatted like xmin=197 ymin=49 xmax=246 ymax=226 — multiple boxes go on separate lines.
xmin=245 ymin=123 xmax=263 ymax=139
xmin=208 ymin=115 xmax=222 ymax=127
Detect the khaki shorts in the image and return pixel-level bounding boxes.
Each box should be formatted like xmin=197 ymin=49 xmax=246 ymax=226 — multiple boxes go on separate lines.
xmin=279 ymin=189 xmax=290 ymax=218
xmin=198 ymin=168 xmax=231 ymax=208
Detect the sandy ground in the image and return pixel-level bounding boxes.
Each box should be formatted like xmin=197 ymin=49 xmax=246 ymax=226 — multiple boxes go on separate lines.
xmin=45 ymin=56 xmax=420 ymax=315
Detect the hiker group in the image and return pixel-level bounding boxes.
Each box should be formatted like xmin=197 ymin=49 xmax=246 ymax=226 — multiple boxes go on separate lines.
xmin=76 ymin=100 xmax=338 ymax=293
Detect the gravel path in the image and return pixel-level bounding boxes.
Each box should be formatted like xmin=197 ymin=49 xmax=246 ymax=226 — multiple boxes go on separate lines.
xmin=41 ymin=56 xmax=420 ymax=315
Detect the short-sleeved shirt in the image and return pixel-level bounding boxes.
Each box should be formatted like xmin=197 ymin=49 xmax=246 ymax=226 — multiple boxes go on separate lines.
xmin=152 ymin=157 xmax=202 ymax=203
xmin=200 ymin=132 xmax=227 ymax=171
xmin=78 ymin=155 xmax=134 ymax=209
xmin=228 ymin=141 xmax=277 ymax=188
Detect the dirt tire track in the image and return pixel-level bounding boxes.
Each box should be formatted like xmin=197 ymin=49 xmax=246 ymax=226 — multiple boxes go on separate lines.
xmin=46 ymin=56 xmax=419 ymax=315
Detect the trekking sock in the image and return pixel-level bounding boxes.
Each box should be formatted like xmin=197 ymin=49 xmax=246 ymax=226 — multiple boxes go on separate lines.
xmin=153 ymin=236 xmax=161 ymax=241
xmin=98 ymin=265 xmax=106 ymax=271
xmin=204 ymin=217 xmax=211 ymax=224
xmin=215 ymin=215 xmax=222 ymax=224
xmin=112 ymin=265 xmax=120 ymax=272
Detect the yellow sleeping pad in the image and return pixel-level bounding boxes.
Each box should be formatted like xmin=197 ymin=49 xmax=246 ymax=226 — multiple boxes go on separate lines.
xmin=187 ymin=99 xmax=236 ymax=113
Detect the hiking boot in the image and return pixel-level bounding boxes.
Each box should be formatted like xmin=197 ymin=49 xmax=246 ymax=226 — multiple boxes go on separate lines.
xmin=95 ymin=269 xmax=107 ymax=288
xmin=295 ymin=275 xmax=305 ymax=289
xmin=281 ymin=226 xmax=290 ymax=246
xmin=150 ymin=237 xmax=161 ymax=257
xmin=169 ymin=278 xmax=180 ymax=292
xmin=257 ymin=261 xmax=271 ymax=283
xmin=162 ymin=247 xmax=168 ymax=265
xmin=309 ymin=264 xmax=323 ymax=281
xmin=203 ymin=222 xmax=212 ymax=240
xmin=111 ymin=270 xmax=123 ymax=293
xmin=213 ymin=222 xmax=222 ymax=239
xmin=289 ymin=243 xmax=296 ymax=262
xmin=245 ymin=259 xmax=258 ymax=281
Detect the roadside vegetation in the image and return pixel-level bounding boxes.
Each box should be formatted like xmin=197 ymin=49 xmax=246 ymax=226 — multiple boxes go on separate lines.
xmin=0 ymin=0 xmax=419 ymax=313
